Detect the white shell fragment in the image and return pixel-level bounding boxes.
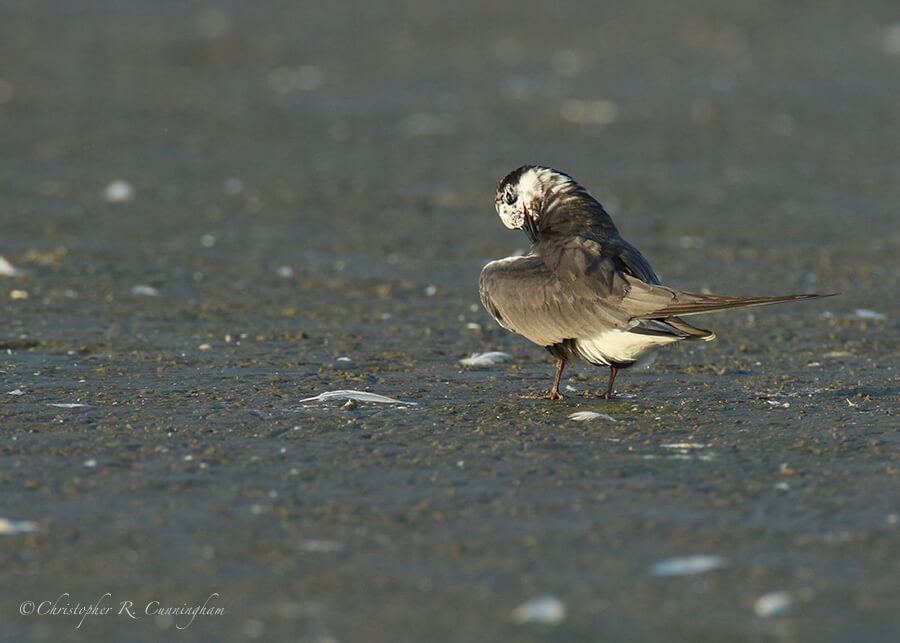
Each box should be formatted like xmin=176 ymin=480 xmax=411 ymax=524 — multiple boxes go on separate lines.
xmin=853 ymin=308 xmax=887 ymax=321
xmin=660 ymin=443 xmax=707 ymax=449
xmin=102 ymin=179 xmax=135 ymax=203
xmin=0 ymin=255 xmax=24 ymax=277
xmin=511 ymin=595 xmax=566 ymax=625
xmin=651 ymin=555 xmax=727 ymax=577
xmin=131 ymin=284 xmax=159 ymax=296
xmin=821 ymin=309 xmax=887 ymax=321
xmin=753 ymin=591 xmax=794 ymax=617
xmin=49 ymin=403 xmax=87 ymax=408
xmin=299 ymin=390 xmax=417 ymax=405
xmin=0 ymin=517 xmax=38 ymax=535
xmin=568 ymin=411 xmax=617 ymax=422
xmin=459 ymin=351 xmax=511 ymax=367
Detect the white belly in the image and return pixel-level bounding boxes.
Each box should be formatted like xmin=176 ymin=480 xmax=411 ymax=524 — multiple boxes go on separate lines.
xmin=575 ymin=330 xmax=681 ymax=367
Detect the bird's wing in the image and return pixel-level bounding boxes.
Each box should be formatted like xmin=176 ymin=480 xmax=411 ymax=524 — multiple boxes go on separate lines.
xmin=623 ymin=278 xmax=830 ymax=318
xmin=610 ymin=239 xmax=660 ymax=285
xmin=544 ymin=237 xmax=829 ymax=319
xmin=480 ymin=238 xmax=828 ymax=348
xmin=479 ymin=253 xmax=636 ymax=347
xmin=479 ymin=234 xmax=701 ymax=348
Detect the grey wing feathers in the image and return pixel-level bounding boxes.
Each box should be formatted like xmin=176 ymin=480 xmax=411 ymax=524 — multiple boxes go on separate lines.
xmin=627 ymin=287 xmax=832 ymax=319
xmin=479 ymin=254 xmax=636 ymax=348
xmin=480 ymin=240 xmax=832 ymax=349
xmin=612 ymin=241 xmax=660 ymax=285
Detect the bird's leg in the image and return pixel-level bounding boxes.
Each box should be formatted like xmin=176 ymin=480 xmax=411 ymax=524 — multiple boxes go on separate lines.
xmin=599 ymin=366 xmax=618 ymax=399
xmin=548 ymin=359 xmax=566 ymax=400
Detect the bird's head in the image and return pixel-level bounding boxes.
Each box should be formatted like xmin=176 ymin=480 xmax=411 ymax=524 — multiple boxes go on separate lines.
xmin=494 ymin=165 xmax=579 ymax=242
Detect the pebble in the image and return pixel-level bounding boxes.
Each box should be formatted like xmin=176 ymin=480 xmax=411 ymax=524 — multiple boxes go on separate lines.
xmin=753 ymin=591 xmax=793 ymax=617
xmin=651 ymin=555 xmax=727 ymax=576
xmin=511 ymin=595 xmax=566 ymax=625
xmin=102 ymin=179 xmax=135 ymax=203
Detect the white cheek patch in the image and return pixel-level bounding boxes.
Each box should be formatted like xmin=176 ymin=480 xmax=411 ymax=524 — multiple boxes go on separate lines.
xmin=515 ymin=168 xmax=551 ymax=225
xmin=497 ymin=204 xmax=524 ymax=229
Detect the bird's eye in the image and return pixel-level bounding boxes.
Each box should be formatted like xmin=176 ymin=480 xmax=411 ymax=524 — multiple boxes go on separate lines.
xmin=505 ymin=190 xmax=516 ymax=205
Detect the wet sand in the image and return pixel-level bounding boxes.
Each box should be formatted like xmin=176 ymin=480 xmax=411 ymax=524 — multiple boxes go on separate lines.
xmin=1 ymin=1 xmax=898 ymax=641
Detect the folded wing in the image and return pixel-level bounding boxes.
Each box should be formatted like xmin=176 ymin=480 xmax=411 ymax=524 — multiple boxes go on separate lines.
xmin=480 ymin=240 xmax=830 ymax=350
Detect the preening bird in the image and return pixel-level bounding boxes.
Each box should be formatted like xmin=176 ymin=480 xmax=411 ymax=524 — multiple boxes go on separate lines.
xmin=479 ymin=165 xmax=831 ymax=400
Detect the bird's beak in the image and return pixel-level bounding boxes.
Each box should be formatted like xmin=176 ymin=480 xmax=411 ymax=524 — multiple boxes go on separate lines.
xmin=522 ymin=205 xmax=538 ymax=243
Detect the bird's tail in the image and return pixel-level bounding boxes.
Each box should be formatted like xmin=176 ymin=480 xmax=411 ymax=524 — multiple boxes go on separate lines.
xmin=647 ymin=292 xmax=835 ymax=319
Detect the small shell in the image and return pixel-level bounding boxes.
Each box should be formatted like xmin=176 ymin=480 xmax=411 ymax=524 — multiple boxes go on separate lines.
xmin=459 ymin=351 xmax=510 ymax=367
xmin=753 ymin=591 xmax=793 ymax=617
xmin=300 ymin=390 xmax=417 ymax=405
xmin=568 ymin=411 xmax=617 ymax=422
xmin=0 ymin=518 xmax=38 ymax=535
xmin=0 ymin=256 xmax=24 ymax=277
xmin=102 ymin=179 xmax=135 ymax=203
xmin=651 ymin=555 xmax=727 ymax=576
xmin=511 ymin=595 xmax=566 ymax=625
